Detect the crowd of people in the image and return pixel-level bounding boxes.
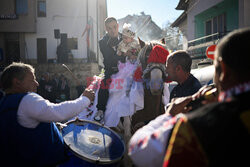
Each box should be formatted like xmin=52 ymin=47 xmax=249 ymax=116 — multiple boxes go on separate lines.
xmin=129 ymin=27 xmax=250 ymax=167
xmin=0 ymin=14 xmax=250 ymax=167
xmin=37 ymin=73 xmax=71 ymax=103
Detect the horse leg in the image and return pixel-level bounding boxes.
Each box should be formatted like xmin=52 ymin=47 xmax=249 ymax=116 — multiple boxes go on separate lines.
xmin=117 ymin=120 xmax=124 ymax=133
xmin=121 ymin=116 xmax=133 ymax=167
xmin=123 ymin=116 xmax=132 ymax=143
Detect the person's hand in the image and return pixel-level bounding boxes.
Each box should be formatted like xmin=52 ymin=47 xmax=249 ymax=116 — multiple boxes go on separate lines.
xmin=192 ymin=84 xmax=218 ymax=105
xmin=82 ymin=89 xmax=95 ymax=102
xmin=107 ymin=37 xmax=119 ymax=47
xmin=55 ymin=122 xmax=67 ymax=130
xmin=125 ymin=50 xmax=133 ymax=57
xmin=166 ymin=96 xmax=192 ymax=116
xmin=117 ymin=51 xmax=122 ymax=56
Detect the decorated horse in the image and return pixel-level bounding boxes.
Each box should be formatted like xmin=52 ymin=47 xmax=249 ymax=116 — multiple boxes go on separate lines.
xmin=73 ymin=38 xmax=170 ymax=136
xmin=130 ymin=38 xmax=170 ymax=131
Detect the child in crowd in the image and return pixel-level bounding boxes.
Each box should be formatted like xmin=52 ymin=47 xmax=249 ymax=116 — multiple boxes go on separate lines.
xmin=117 ymin=23 xmax=140 ymax=63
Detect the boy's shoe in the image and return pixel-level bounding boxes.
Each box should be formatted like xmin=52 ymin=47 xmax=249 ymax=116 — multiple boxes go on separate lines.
xmin=94 ymin=110 xmax=104 ymax=122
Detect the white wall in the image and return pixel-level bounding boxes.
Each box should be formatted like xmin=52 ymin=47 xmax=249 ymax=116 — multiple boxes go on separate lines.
xmin=186 ymin=0 xmax=224 ymax=41
xmin=25 ymin=0 xmax=105 ymax=61
xmin=178 ymin=17 xmax=188 ymax=50
xmin=239 ymin=0 xmax=250 ymax=28
xmin=244 ymin=0 xmax=250 ymax=27
xmin=97 ymin=0 xmax=107 ymax=67
xmin=25 ymin=33 xmax=37 ymax=60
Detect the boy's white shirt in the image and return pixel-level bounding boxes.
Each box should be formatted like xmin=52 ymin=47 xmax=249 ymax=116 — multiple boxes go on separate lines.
xmin=17 ymin=92 xmax=90 ymax=128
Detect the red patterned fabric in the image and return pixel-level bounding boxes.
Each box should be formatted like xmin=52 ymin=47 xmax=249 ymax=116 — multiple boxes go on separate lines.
xmin=218 ymin=81 xmax=250 ymax=102
xmin=163 ymin=117 xmax=208 ymax=167
xmin=147 ymin=45 xmax=169 ymax=64
xmin=133 ymin=66 xmax=143 ymax=82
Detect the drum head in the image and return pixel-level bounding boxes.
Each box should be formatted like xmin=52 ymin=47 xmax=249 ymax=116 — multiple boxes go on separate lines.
xmin=61 ymin=118 xmax=125 ymax=164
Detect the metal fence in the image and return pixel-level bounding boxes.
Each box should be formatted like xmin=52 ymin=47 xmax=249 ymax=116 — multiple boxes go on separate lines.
xmin=187 ymin=32 xmax=228 ymax=59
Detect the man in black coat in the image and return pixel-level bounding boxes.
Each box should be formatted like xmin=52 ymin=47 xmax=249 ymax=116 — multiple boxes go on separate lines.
xmin=94 ymin=17 xmax=125 ymax=122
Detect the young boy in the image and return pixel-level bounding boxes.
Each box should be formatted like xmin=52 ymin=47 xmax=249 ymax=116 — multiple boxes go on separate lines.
xmin=117 ymin=23 xmax=140 ymax=63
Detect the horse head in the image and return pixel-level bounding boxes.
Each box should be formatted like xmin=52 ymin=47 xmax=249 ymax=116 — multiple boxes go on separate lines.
xmin=137 ymin=38 xmax=169 ymax=95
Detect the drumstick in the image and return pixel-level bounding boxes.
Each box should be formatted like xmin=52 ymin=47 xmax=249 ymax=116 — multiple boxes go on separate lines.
xmin=62 ymin=64 xmax=81 ymax=85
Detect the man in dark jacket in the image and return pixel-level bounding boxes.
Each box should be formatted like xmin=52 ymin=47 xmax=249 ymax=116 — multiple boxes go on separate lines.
xmin=166 ymin=50 xmax=201 ymax=101
xmin=94 ymin=17 xmax=125 ymax=122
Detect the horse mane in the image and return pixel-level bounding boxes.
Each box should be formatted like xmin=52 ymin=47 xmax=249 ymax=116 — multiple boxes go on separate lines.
xmin=137 ymin=43 xmax=150 ymax=70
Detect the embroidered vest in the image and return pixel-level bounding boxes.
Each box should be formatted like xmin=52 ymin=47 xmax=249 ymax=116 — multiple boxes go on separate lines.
xmin=0 ymin=93 xmax=66 ymax=166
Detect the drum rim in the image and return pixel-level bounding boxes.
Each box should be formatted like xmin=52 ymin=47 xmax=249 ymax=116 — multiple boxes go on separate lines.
xmin=61 ymin=118 xmax=125 ymax=164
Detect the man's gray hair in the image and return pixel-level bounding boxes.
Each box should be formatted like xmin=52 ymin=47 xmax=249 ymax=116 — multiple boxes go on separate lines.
xmin=0 ymin=62 xmax=35 ymax=90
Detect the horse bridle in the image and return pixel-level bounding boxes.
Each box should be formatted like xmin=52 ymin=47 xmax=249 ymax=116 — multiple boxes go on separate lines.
xmin=138 ymin=44 xmax=151 ymax=70
xmin=142 ymin=63 xmax=168 ymax=81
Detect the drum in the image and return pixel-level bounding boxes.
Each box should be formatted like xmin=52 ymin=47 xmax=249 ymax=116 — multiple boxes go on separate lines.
xmin=60 ymin=118 xmax=125 ymax=167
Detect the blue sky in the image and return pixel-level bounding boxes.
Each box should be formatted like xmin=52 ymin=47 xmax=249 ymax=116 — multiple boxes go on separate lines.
xmin=107 ymin=0 xmax=183 ymax=28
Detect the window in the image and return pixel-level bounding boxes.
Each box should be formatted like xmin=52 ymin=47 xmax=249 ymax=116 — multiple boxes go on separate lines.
xmin=205 ymin=20 xmax=212 ymax=36
xmin=37 ymin=38 xmax=47 ymax=63
xmin=218 ymin=14 xmax=226 ymax=33
xmin=37 ymin=1 xmax=46 ymax=17
xmin=205 ymin=13 xmax=226 ymax=36
xmin=16 ymin=0 xmax=28 ymax=15
xmin=213 ymin=17 xmax=218 ymax=33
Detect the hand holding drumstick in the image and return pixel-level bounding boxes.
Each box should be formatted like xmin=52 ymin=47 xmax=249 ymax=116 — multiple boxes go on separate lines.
xmin=82 ymin=89 xmax=95 ymax=103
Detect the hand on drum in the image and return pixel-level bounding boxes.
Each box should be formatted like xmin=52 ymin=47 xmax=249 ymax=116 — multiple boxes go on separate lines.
xmin=82 ymin=89 xmax=95 ymax=103
xmin=166 ymin=84 xmax=218 ymax=117
xmin=192 ymin=84 xmax=218 ymax=105
xmin=166 ymin=97 xmax=192 ymax=116
xmin=55 ymin=122 xmax=67 ymax=130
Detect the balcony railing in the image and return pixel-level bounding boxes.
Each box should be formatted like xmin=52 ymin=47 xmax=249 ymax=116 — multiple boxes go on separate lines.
xmin=187 ymin=31 xmax=229 ymax=59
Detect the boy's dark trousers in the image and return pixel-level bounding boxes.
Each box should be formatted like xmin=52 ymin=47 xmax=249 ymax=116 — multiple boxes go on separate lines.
xmin=96 ymin=74 xmax=112 ymax=112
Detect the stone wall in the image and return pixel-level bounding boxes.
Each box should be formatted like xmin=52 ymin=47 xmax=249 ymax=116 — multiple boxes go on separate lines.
xmin=31 ymin=62 xmax=100 ymax=99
